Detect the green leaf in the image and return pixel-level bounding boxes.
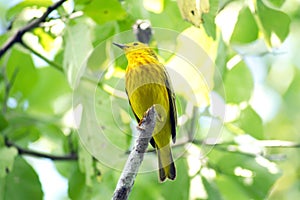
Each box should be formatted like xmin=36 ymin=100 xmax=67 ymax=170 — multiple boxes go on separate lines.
xmin=82 ymin=0 xmax=127 ymax=24
xmin=56 ymin=132 xmax=78 ymax=178
xmin=214 ymin=153 xmax=281 ymax=199
xmin=4 ymin=115 xmax=41 ymax=146
xmin=68 ymin=164 xmax=92 ymax=200
xmin=63 ymin=23 xmax=93 ymax=89
xmin=224 ymin=62 xmax=254 ymax=103
xmin=161 ymin=159 xmax=190 ymax=199
xmin=5 ymin=0 xmax=53 ymax=21
xmin=257 ymin=0 xmax=291 ymax=44
xmin=230 ymin=6 xmax=258 ymax=44
xmin=68 ymin=163 xmax=119 ymax=200
xmin=0 ymin=114 xmax=8 ymax=131
xmin=36 ymin=124 xmax=67 ymax=154
xmin=0 ymin=157 xmax=43 ymax=200
xmin=201 ymin=175 xmax=223 ymax=200
xmin=283 ymin=69 xmax=300 ymax=117
xmin=131 ymin=159 xmax=190 ymax=199
xmin=237 ymin=106 xmax=263 ymax=139
xmin=177 ymin=0 xmax=210 ymax=27
xmin=267 ymin=0 xmax=285 ymax=7
xmin=26 ymin=67 xmax=72 ymax=115
xmin=92 ymin=21 xmax=116 ymax=46
xmin=78 ymin=141 xmax=94 ymax=186
xmin=214 ymin=36 xmax=227 ymax=92
xmin=73 ymin=79 xmax=130 ymax=170
xmin=0 ymin=136 xmax=3 ymax=147
xmin=214 ymin=174 xmax=251 ymax=200
xmin=6 ymin=48 xmax=38 ymax=102
xmin=203 ymin=0 xmax=219 ymax=39
xmin=0 ymin=147 xmax=18 ymax=178
xmin=6 ymin=49 xmax=71 ymax=115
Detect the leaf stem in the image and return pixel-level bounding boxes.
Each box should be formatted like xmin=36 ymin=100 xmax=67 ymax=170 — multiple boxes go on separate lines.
xmin=20 ymin=41 xmax=63 ymax=72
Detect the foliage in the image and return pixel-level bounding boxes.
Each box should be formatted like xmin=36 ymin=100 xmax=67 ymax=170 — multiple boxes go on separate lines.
xmin=0 ymin=0 xmax=299 ymax=199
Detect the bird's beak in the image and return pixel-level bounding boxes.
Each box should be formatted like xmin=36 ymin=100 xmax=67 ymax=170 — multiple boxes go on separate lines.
xmin=113 ymin=42 xmax=127 ymax=49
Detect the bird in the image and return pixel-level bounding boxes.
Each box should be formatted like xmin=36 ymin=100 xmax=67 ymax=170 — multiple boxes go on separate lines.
xmin=113 ymin=42 xmax=177 ymax=182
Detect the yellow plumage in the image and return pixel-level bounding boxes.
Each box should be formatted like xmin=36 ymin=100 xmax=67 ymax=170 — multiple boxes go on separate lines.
xmin=113 ymin=42 xmax=177 ymax=182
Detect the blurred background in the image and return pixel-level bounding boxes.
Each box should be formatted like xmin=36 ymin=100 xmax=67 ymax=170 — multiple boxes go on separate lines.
xmin=0 ymin=0 xmax=300 ymax=199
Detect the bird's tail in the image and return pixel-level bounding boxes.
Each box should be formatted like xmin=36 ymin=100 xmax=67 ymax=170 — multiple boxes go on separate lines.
xmin=157 ymin=144 xmax=176 ymax=182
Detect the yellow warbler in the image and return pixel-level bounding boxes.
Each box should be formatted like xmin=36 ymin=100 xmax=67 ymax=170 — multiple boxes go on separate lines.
xmin=113 ymin=42 xmax=177 ymax=182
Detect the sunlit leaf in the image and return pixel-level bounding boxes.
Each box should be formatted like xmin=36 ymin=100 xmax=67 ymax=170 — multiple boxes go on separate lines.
xmin=177 ymin=0 xmax=210 ymax=27
xmin=4 ymin=119 xmax=40 ymax=146
xmin=267 ymin=0 xmax=285 ymax=7
xmin=69 ymin=163 xmax=120 ymax=199
xmin=257 ymin=0 xmax=291 ymax=45
xmin=143 ymin=0 xmax=164 ymax=14
xmin=5 ymin=0 xmax=53 ymax=21
xmin=237 ymin=106 xmax=263 ymax=139
xmin=283 ymin=69 xmax=300 ymax=117
xmin=214 ymin=36 xmax=227 ymax=91
xmin=202 ymin=0 xmax=219 ymax=39
xmin=78 ymin=141 xmax=94 ymax=186
xmin=63 ymin=23 xmax=93 ymax=89
xmin=166 ymin=26 xmax=216 ymax=107
xmin=6 ymin=48 xmax=38 ymax=101
xmin=0 ymin=147 xmax=17 ymax=178
xmin=130 ymin=159 xmax=190 ymax=199
xmin=224 ymin=61 xmax=253 ymax=103
xmin=201 ymin=175 xmax=223 ymax=200
xmin=83 ymin=0 xmax=127 ymax=24
xmin=92 ymin=21 xmax=116 ymax=46
xmin=214 ymin=153 xmax=281 ymax=199
xmin=73 ymin=79 xmax=130 ymax=173
xmin=161 ymin=159 xmax=190 ymax=199
xmin=26 ymin=67 xmax=72 ymax=115
xmin=230 ymin=6 xmax=258 ymax=44
xmin=33 ymin=28 xmax=55 ymax=52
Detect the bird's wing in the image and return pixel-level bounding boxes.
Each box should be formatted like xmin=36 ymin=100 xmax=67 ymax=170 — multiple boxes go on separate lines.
xmin=126 ymin=89 xmax=140 ymax=122
xmin=164 ymin=67 xmax=177 ymax=143
xmin=126 ymin=88 xmax=157 ymax=147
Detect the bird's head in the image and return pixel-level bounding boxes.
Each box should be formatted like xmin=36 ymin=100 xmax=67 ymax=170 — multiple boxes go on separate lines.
xmin=113 ymin=42 xmax=157 ymax=60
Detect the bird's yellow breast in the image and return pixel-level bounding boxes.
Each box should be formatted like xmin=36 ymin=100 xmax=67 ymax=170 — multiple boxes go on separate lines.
xmin=125 ymin=64 xmax=169 ymax=120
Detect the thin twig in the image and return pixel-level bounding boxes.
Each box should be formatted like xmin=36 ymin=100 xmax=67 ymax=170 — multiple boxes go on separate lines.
xmin=113 ymin=106 xmax=157 ymax=200
xmin=21 ymin=41 xmax=63 ymax=71
xmin=144 ymin=138 xmax=300 ymax=154
xmin=188 ymin=106 xmax=199 ymax=141
xmin=5 ymin=138 xmax=78 ymax=161
xmin=2 ymin=67 xmax=19 ymax=113
xmin=0 ymin=0 xmax=67 ymax=58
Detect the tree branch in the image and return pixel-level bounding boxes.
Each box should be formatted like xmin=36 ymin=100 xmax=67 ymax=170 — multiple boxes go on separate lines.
xmin=112 ymin=106 xmax=157 ymax=200
xmin=0 ymin=0 xmax=67 ymax=58
xmin=145 ymin=138 xmax=300 ymax=154
xmin=5 ymin=138 xmax=78 ymax=161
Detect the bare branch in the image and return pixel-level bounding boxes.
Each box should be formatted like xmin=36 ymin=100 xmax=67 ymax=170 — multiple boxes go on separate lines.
xmin=5 ymin=138 xmax=78 ymax=161
xmin=0 ymin=0 xmax=67 ymax=58
xmin=112 ymin=106 xmax=157 ymax=200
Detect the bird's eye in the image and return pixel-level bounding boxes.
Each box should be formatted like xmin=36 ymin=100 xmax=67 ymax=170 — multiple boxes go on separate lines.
xmin=133 ymin=42 xmax=138 ymax=46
